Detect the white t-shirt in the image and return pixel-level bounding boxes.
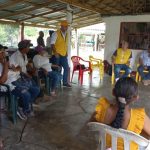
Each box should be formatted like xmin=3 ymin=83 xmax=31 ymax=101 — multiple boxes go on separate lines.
xmin=10 ymin=50 xmax=28 ymax=73
xmin=33 ymin=54 xmax=52 ymax=72
xmin=46 ymin=36 xmax=51 ymax=47
xmin=50 ymin=30 xmax=67 ymax=45
xmin=0 ymin=64 xmax=20 ymax=91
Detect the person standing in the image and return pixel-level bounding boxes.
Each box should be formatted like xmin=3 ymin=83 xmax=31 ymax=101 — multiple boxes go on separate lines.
xmin=112 ymin=40 xmax=132 ymax=82
xmin=50 ymin=20 xmax=71 ymax=87
xmin=37 ymin=31 xmax=45 ymax=47
xmin=46 ymin=30 xmax=54 ymax=55
xmin=138 ymin=45 xmax=150 ymax=85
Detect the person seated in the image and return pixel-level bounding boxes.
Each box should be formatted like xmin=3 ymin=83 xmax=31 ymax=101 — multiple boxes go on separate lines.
xmin=138 ymin=45 xmax=150 ymax=86
xmin=0 ymin=45 xmax=40 ymax=119
xmin=33 ymin=45 xmax=62 ymax=96
xmin=9 ymin=40 xmax=50 ymax=102
xmin=90 ymin=77 xmax=150 ymax=150
xmin=112 ymin=40 xmax=132 ymax=82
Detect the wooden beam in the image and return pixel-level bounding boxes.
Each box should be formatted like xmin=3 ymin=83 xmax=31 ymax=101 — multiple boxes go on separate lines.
xmin=56 ymin=0 xmax=101 ymax=13
xmin=73 ymin=20 xmax=103 ymax=29
xmin=0 ymin=19 xmax=57 ymax=29
xmin=74 ymin=13 xmax=99 ymax=21
xmin=19 ymin=8 xmax=65 ymax=22
xmin=32 ymin=15 xmax=66 ymax=24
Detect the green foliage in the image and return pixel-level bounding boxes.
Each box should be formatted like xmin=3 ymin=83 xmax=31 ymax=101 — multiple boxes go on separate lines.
xmin=24 ymin=27 xmax=38 ymax=37
xmin=0 ymin=24 xmax=19 ymax=47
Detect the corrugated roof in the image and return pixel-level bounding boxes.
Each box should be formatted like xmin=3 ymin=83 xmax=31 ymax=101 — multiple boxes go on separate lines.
xmin=0 ymin=0 xmax=149 ymax=29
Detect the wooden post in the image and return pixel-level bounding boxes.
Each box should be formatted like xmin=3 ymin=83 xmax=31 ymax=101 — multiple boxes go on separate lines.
xmin=20 ymin=23 xmax=24 ymax=40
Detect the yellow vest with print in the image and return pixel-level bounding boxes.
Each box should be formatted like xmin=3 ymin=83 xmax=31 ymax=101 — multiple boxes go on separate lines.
xmin=54 ymin=30 xmax=68 ymax=56
xmin=115 ymin=48 xmax=131 ymax=64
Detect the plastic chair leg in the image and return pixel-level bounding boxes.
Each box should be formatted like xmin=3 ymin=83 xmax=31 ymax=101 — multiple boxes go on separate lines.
xmin=111 ymin=72 xmax=115 ymax=84
xmin=135 ymin=72 xmax=139 ymax=82
xmin=11 ymin=94 xmax=17 ymax=124
xmin=46 ymin=76 xmax=50 ymax=95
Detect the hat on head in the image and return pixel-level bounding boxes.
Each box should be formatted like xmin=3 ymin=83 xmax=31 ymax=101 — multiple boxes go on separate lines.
xmin=18 ymin=40 xmax=33 ymax=49
xmin=60 ymin=20 xmax=68 ymax=27
xmin=35 ymin=45 xmax=45 ymax=52
xmin=0 ymin=44 xmax=8 ymax=51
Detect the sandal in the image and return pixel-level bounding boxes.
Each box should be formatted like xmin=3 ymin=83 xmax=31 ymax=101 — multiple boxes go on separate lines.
xmin=50 ymin=92 xmax=57 ymax=97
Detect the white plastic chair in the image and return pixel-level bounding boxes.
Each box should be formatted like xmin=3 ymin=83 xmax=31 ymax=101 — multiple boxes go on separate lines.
xmin=87 ymin=122 xmax=150 ymax=150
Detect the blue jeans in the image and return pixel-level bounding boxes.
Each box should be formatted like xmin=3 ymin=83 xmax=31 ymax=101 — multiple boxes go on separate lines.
xmin=11 ymin=79 xmax=40 ymax=113
xmin=48 ymin=71 xmax=61 ymax=91
xmin=138 ymin=65 xmax=150 ymax=80
xmin=51 ymin=55 xmax=69 ymax=84
xmin=114 ymin=64 xmax=131 ymax=79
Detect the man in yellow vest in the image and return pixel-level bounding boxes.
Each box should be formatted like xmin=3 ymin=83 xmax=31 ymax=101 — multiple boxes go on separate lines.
xmin=51 ymin=20 xmax=71 ymax=87
xmin=112 ymin=41 xmax=132 ymax=81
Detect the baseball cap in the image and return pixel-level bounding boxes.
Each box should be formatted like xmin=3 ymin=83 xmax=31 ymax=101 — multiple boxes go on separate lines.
xmin=35 ymin=45 xmax=45 ymax=52
xmin=60 ymin=20 xmax=68 ymax=27
xmin=18 ymin=40 xmax=33 ymax=49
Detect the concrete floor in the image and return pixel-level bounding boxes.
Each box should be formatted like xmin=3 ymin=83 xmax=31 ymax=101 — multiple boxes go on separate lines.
xmin=1 ymin=72 xmax=150 ymax=150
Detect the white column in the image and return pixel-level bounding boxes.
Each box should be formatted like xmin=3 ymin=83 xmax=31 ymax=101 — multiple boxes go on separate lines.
xmin=67 ymin=4 xmax=73 ymax=66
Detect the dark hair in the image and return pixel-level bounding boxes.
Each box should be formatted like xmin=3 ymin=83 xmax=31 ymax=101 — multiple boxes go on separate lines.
xmin=111 ymin=77 xmax=138 ymax=129
xmin=49 ymin=30 xmax=54 ymax=36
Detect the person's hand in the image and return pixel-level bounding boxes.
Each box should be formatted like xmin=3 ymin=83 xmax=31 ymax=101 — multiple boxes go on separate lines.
xmin=144 ymin=66 xmax=148 ymax=70
xmin=126 ymin=61 xmax=130 ymax=66
xmin=43 ymin=69 xmax=48 ymax=75
xmin=54 ymin=53 xmax=59 ymax=58
xmin=11 ymin=65 xmax=22 ymax=72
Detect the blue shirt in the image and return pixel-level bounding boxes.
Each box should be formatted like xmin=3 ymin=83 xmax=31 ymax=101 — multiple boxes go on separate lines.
xmin=140 ymin=51 xmax=150 ymax=66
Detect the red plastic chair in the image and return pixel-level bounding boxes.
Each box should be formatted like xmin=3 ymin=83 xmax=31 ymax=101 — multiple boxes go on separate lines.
xmin=71 ymin=56 xmax=92 ymax=85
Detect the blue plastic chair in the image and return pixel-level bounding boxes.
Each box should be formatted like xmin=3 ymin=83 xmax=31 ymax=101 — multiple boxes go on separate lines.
xmin=0 ymin=84 xmax=17 ymax=124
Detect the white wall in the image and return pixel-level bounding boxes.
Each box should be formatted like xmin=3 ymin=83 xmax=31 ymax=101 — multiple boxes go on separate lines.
xmin=103 ymin=15 xmax=150 ymax=70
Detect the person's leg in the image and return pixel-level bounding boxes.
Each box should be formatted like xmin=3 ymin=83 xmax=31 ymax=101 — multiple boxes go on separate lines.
xmin=48 ymin=71 xmax=59 ymax=92
xmin=11 ymin=87 xmax=31 ymax=113
xmin=28 ymin=85 xmax=40 ymax=102
xmin=59 ymin=56 xmax=69 ymax=85
xmin=50 ymin=55 xmax=60 ymax=71
xmin=114 ymin=64 xmax=122 ymax=79
xmin=138 ymin=65 xmax=146 ymax=80
xmin=121 ymin=64 xmax=132 ymax=77
xmin=50 ymin=55 xmax=59 ymax=65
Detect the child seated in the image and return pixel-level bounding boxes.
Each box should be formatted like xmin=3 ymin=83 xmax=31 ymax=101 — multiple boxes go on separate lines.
xmin=90 ymin=77 xmax=150 ymax=150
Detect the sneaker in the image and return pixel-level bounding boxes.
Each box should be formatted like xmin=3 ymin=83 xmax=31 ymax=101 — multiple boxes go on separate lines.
xmin=26 ymin=111 xmax=35 ymax=118
xmin=50 ymin=91 xmax=57 ymax=97
xmin=63 ymin=83 xmax=72 ymax=88
xmin=17 ymin=108 xmax=27 ymax=120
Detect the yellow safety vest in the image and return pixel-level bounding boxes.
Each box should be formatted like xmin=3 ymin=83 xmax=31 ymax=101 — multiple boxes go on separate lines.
xmin=54 ymin=30 xmax=68 ymax=56
xmin=114 ymin=48 xmax=131 ymax=64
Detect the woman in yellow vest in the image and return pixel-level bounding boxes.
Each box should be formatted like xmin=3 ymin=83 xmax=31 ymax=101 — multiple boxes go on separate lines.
xmin=112 ymin=41 xmax=132 ymax=81
xmin=50 ymin=20 xmax=71 ymax=87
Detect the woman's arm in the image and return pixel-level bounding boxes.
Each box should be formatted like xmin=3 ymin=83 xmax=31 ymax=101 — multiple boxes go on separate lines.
xmin=89 ymin=112 xmax=97 ymax=122
xmin=0 ymin=61 xmax=8 ymax=84
xmin=142 ymin=114 xmax=150 ymax=139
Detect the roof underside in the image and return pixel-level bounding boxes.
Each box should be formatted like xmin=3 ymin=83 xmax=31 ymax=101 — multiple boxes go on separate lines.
xmin=0 ymin=0 xmax=150 ymax=29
